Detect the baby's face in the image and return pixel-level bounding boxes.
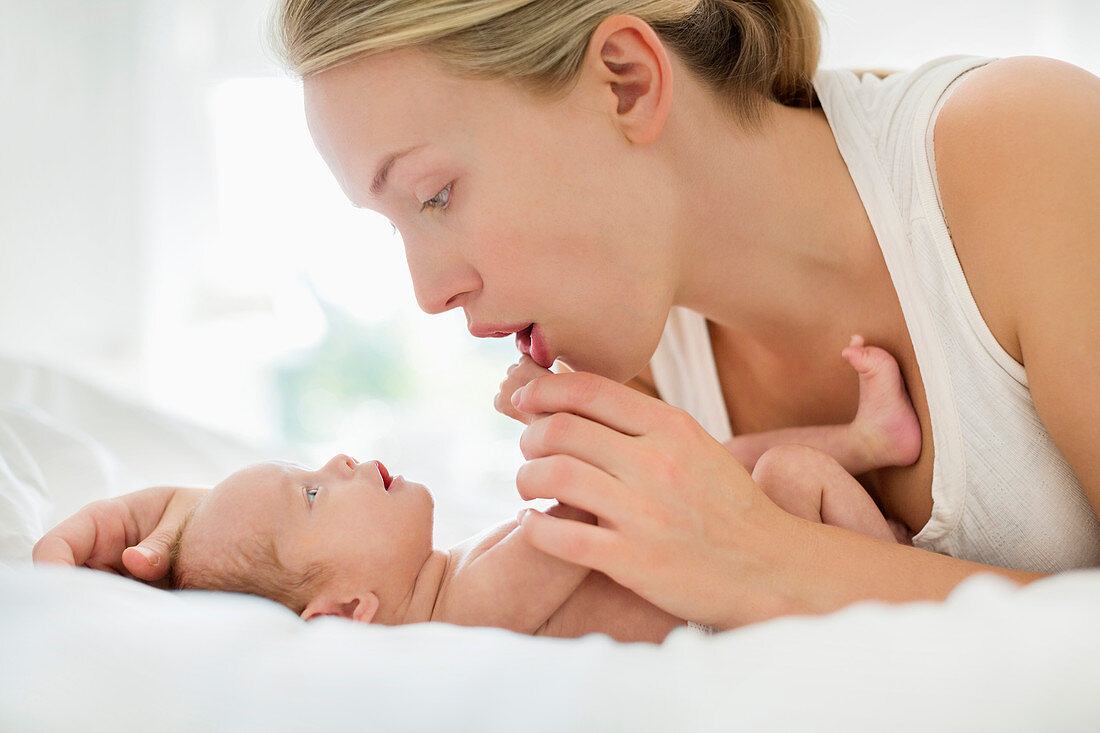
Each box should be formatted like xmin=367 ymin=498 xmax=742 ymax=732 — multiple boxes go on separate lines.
xmin=184 ymin=454 xmax=435 ymax=612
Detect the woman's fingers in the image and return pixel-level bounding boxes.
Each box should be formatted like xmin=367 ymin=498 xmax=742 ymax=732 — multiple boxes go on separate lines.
xmin=517 ymin=507 xmax=622 ymax=573
xmin=519 ymin=411 xmax=644 ymax=479
xmin=512 ymin=372 xmax=663 ymax=436
xmin=516 ymin=455 xmax=630 ymax=524
xmin=508 ymin=370 xmax=789 ymax=627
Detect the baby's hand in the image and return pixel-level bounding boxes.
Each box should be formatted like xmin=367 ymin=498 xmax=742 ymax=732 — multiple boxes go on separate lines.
xmin=495 ymin=355 xmax=553 ymax=425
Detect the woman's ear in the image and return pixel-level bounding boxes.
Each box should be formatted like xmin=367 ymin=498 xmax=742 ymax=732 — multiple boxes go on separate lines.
xmin=582 ymin=14 xmax=673 ymax=145
xmin=301 ymin=590 xmax=379 ymax=624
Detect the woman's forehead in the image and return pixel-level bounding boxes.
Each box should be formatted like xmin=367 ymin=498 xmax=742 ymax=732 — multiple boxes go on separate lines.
xmin=302 ymin=48 xmax=519 ymax=169
xmin=305 ymin=47 xmax=457 ymax=102
xmin=303 ymin=49 xmax=460 ymax=134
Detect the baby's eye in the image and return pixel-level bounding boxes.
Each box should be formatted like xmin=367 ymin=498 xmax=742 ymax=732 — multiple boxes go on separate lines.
xmin=305 ymin=487 xmax=319 ymax=506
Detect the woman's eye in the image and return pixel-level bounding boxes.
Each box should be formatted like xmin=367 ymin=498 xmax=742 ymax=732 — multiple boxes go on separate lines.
xmin=305 ymin=487 xmax=319 ymax=506
xmin=420 ymin=182 xmax=453 ymax=212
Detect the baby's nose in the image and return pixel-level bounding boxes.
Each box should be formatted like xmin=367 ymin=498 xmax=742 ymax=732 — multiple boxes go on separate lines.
xmin=321 ymin=454 xmax=358 ymax=474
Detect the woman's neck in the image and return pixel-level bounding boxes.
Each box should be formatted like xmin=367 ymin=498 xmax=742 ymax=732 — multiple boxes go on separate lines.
xmin=667 ymin=96 xmax=882 ymax=350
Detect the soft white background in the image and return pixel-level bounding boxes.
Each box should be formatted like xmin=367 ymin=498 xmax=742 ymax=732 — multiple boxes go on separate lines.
xmin=2 ymin=1 xmax=1097 ymax=542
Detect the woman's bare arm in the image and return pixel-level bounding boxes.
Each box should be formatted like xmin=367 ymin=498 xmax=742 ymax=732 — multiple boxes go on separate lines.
xmin=509 ymin=370 xmax=1044 ymax=629
xmin=934 ymin=56 xmax=1100 ymax=523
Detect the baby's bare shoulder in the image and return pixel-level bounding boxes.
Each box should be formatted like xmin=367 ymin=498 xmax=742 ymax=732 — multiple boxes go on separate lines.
xmin=432 ymin=505 xmax=596 ymax=633
xmin=431 ymin=519 xmax=518 ymax=622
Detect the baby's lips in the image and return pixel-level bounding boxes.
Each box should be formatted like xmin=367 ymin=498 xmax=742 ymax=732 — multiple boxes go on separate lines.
xmin=376 ymin=461 xmax=393 ymax=490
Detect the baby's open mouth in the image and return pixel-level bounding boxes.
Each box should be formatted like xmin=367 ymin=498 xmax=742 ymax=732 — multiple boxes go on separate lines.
xmin=377 ymin=461 xmax=393 ymax=491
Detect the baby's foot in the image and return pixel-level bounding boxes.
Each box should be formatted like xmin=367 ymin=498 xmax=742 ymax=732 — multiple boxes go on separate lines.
xmin=841 ymin=335 xmax=922 ymax=469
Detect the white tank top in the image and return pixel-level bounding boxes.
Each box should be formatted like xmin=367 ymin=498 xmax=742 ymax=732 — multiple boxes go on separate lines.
xmin=650 ymin=55 xmax=1100 ymax=573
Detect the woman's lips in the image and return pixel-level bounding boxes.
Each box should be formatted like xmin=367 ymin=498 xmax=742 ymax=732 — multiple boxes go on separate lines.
xmin=529 ymin=325 xmax=553 ymax=368
xmin=515 ymin=324 xmax=533 ymax=356
xmin=516 ymin=324 xmax=554 ymax=368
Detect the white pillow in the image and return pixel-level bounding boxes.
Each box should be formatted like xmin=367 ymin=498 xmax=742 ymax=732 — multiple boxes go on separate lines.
xmin=0 ymin=354 xmax=270 ymax=565
xmin=0 ymin=408 xmax=49 ymax=564
xmin=0 ymin=404 xmax=132 ymax=566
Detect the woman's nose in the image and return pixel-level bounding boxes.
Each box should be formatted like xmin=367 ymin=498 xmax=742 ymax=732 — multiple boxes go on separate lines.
xmin=403 ymin=237 xmax=481 ymax=315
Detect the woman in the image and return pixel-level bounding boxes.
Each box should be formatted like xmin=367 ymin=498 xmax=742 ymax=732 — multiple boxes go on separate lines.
xmin=34 ymin=0 xmax=1100 ymax=630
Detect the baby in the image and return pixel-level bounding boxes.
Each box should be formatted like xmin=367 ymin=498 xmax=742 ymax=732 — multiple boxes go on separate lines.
xmin=169 ymin=337 xmax=920 ymax=642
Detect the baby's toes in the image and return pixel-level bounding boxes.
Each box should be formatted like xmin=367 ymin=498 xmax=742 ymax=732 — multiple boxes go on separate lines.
xmin=857 ymin=345 xmax=897 ymax=376
xmin=842 ymin=345 xmax=875 ymax=375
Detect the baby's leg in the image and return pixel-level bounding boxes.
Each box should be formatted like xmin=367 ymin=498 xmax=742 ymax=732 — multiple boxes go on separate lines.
xmin=841 ymin=335 xmax=922 ymax=474
xmin=724 ymin=335 xmax=921 ymax=476
xmin=751 ymin=444 xmax=900 ymax=543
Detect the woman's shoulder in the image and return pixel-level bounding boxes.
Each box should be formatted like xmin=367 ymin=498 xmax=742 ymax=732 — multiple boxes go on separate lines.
xmin=931 ymin=55 xmax=1100 ymax=364
xmin=933 ymin=55 xmax=1099 ymax=196
xmin=935 ymin=56 xmax=1099 ymax=141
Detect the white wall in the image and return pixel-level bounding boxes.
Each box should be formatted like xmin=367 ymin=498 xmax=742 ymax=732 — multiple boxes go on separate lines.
xmin=0 ymin=0 xmax=277 ymax=384
xmin=817 ymin=0 xmax=1100 ymax=72
xmin=1 ymin=0 xmax=1097 ymax=429
xmin=1 ymin=2 xmax=146 ymax=364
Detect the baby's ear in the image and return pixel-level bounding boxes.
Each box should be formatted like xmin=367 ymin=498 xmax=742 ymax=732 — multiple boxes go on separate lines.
xmin=301 ymin=591 xmax=379 ymax=624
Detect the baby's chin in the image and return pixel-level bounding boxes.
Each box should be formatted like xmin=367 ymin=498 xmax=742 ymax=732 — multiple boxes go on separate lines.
xmin=392 ymin=477 xmax=437 ymax=547
xmin=393 ymin=476 xmax=435 ymax=511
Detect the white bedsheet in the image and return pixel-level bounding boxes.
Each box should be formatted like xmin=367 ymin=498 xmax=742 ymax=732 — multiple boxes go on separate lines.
xmin=3 ymin=354 xmax=1100 ymax=731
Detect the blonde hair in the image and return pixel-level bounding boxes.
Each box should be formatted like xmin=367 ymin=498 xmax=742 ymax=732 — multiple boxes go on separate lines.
xmin=272 ymin=0 xmax=822 ymax=124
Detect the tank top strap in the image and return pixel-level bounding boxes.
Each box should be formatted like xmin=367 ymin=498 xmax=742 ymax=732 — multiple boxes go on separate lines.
xmin=813 ymin=56 xmax=994 ymax=546
xmin=649 ymin=306 xmax=733 ymax=443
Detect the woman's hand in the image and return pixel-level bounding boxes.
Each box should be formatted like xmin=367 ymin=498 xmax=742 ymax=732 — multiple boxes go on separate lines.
xmin=511 ymin=371 xmax=798 ymax=629
xmin=32 ymin=485 xmax=208 ymax=585
xmin=494 ymin=355 xmax=555 ymax=425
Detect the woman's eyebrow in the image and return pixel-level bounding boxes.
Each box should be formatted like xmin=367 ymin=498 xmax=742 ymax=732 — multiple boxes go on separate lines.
xmin=370 ymin=145 xmax=424 ymax=197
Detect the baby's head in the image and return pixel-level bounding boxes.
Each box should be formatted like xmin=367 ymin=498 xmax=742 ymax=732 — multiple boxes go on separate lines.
xmin=169 ymin=454 xmax=435 ymax=624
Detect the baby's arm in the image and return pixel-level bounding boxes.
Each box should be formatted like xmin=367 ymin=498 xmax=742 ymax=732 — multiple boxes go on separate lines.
xmin=724 ymin=336 xmax=922 ymax=474
xmin=434 ymin=503 xmax=594 ymax=633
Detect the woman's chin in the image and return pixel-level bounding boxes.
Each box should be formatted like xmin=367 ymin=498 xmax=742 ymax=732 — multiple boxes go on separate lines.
xmin=562 ymin=353 xmax=650 ymax=385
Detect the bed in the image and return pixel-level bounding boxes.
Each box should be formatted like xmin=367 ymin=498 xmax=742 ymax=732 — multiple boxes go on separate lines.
xmin=2 ymin=353 xmax=1099 ymax=732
